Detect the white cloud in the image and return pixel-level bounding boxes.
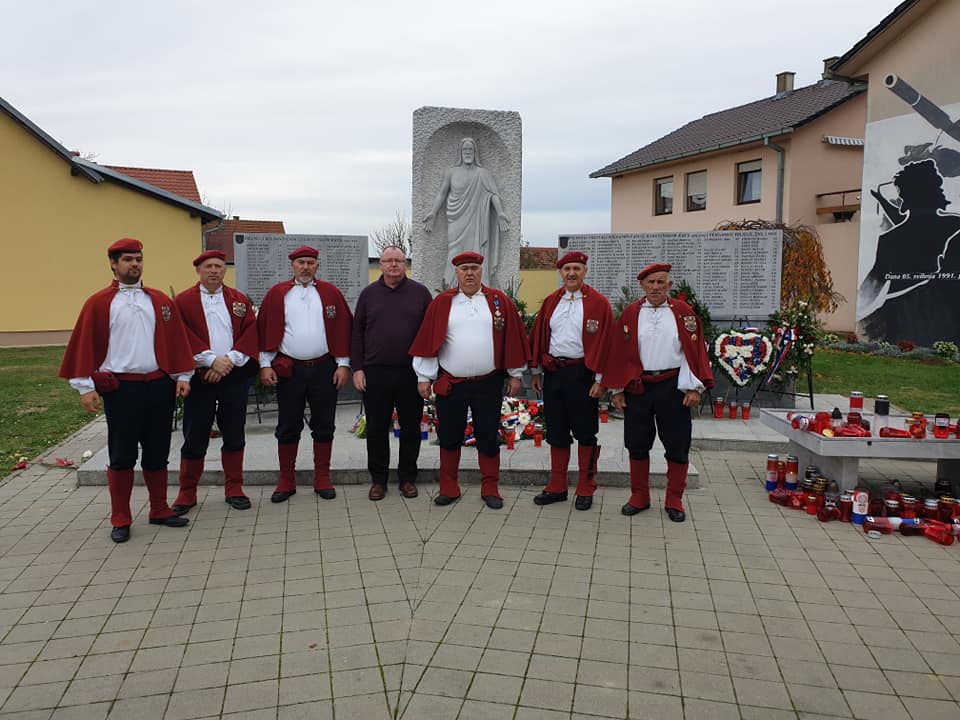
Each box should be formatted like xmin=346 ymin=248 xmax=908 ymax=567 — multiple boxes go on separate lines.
xmin=2 ymin=0 xmax=883 ymax=246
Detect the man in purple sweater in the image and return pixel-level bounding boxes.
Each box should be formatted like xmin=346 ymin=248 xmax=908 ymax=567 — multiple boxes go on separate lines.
xmin=352 ymin=246 xmax=433 ymax=500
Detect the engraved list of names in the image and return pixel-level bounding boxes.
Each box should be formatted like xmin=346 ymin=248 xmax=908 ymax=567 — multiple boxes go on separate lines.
xmin=559 ymin=230 xmax=782 ymax=319
xmin=234 ymin=234 xmax=368 ymax=308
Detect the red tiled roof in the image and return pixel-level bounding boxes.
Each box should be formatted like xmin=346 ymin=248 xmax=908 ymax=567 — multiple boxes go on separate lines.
xmin=520 ymin=247 xmax=558 ymax=270
xmin=591 ymin=79 xmax=864 ymax=178
xmin=203 ymin=218 xmax=286 ymax=263
xmin=104 ymin=165 xmax=202 ymax=203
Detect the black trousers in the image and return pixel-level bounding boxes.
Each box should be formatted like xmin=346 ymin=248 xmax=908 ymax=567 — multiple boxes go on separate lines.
xmin=103 ymin=377 xmax=176 ymax=471
xmin=181 ymin=369 xmax=249 ymax=459
xmin=435 ymin=372 xmax=504 ymax=457
xmin=363 ymin=365 xmax=422 ymax=485
xmin=275 ymin=358 xmax=338 ymax=444
xmin=623 ymin=377 xmax=692 ymax=464
xmin=543 ymin=364 xmax=599 ymax=448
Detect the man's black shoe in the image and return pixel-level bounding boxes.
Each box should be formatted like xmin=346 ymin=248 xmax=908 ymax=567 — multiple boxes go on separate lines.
xmin=666 ymin=508 xmax=686 ymax=523
xmin=315 ymin=488 xmax=336 ymax=500
xmin=433 ymin=494 xmax=460 ymax=506
xmin=149 ymin=515 xmax=189 ymax=527
xmin=533 ymin=491 xmax=568 ymax=506
xmin=621 ymin=502 xmax=651 ymax=516
xmin=110 ymin=526 xmax=130 ymax=543
xmin=225 ymin=496 xmax=252 ymax=510
xmin=482 ymin=496 xmax=504 ymax=509
xmin=271 ymin=490 xmax=295 ymax=503
xmin=171 ymin=504 xmax=194 ymax=516
xmin=575 ymin=495 xmax=593 ymax=511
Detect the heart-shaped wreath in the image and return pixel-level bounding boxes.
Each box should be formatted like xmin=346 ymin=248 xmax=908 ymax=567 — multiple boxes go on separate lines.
xmin=714 ymin=331 xmax=773 ymax=386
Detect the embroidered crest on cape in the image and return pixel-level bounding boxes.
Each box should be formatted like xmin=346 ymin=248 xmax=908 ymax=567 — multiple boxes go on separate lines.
xmin=683 ymin=316 xmax=697 ymax=333
xmin=585 ymin=318 xmax=599 ymax=334
xmin=232 ymin=302 xmax=246 ymax=318
xmin=325 ymin=305 xmax=336 ymax=319
xmin=161 ymin=305 xmax=172 ymax=322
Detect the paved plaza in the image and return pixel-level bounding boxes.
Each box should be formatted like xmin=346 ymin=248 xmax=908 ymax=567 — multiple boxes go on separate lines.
xmin=1 ymin=411 xmax=959 ymax=719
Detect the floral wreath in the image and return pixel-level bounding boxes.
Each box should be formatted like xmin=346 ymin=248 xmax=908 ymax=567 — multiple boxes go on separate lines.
xmin=714 ymin=330 xmax=773 ymax=386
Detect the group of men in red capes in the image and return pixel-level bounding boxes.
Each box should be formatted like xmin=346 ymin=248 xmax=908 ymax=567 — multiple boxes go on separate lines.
xmin=60 ymin=237 xmax=713 ymax=543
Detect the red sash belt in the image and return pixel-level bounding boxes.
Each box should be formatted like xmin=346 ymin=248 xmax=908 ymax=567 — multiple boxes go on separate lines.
xmin=115 ymin=370 xmax=167 ymax=382
xmin=433 ymin=369 xmax=499 ymax=397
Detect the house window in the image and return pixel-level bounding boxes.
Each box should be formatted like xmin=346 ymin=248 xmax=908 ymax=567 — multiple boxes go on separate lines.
xmin=737 ymin=160 xmax=762 ymax=204
xmin=686 ymin=170 xmax=707 ymax=211
xmin=654 ymin=176 xmax=673 ymax=215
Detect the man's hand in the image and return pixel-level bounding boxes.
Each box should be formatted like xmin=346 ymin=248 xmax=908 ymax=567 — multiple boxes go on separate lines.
xmin=352 ymin=369 xmax=367 ymax=392
xmin=588 ymin=382 xmax=603 ymax=399
xmin=530 ymin=375 xmax=542 ymax=394
xmin=202 ymin=368 xmax=223 ymax=383
xmin=260 ymin=367 xmax=278 ymax=387
xmin=175 ymin=380 xmax=191 ymax=399
xmin=80 ymin=391 xmax=101 ymax=413
xmin=682 ymin=389 xmax=701 ymax=408
xmin=211 ymin=355 xmax=234 ymax=376
xmin=611 ymin=392 xmax=626 ymax=412
xmin=332 ymin=366 xmax=350 ymax=390
xmin=418 ymin=381 xmax=432 ymax=400
xmin=506 ymin=377 xmax=522 ymax=398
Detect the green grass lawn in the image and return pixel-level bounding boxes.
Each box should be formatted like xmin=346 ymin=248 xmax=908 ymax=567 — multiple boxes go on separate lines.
xmin=813 ymin=348 xmax=960 ymax=417
xmin=0 ymin=346 xmax=94 ymax=468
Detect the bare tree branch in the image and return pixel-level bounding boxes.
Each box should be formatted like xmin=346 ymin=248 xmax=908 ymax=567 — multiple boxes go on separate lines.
xmin=372 ymin=211 xmax=412 ymax=256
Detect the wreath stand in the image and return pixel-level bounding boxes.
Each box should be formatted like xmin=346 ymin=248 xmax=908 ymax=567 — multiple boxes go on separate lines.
xmin=749 ymin=365 xmax=815 ymax=410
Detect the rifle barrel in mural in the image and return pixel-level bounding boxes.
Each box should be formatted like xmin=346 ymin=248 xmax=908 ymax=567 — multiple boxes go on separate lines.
xmin=884 ymin=74 xmax=960 ymax=144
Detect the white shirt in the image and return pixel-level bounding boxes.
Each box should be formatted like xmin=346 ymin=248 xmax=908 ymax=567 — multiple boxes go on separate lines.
xmin=413 ymin=289 xmax=526 ymax=381
xmin=258 ymin=282 xmax=349 ymax=368
xmin=194 ymin=285 xmax=249 ymax=369
xmin=531 ymin=289 xmax=602 ymax=383
xmin=636 ymin=302 xmax=704 ymax=392
xmin=69 ymin=281 xmax=193 ymax=395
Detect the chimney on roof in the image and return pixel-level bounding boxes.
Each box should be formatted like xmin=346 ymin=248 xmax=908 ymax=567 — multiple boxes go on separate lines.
xmin=822 ymin=56 xmax=840 ymax=80
xmin=776 ymin=71 xmax=795 ymax=94
xmin=232 ymin=215 xmax=240 ymax=220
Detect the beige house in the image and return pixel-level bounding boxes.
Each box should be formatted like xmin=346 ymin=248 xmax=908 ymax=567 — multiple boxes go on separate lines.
xmin=591 ymin=71 xmax=868 ymax=331
xmin=831 ymin=0 xmax=960 ymax=345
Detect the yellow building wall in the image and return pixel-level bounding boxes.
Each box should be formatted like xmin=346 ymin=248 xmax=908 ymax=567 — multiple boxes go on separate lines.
xmin=1 ymin=112 xmax=205 ymax=332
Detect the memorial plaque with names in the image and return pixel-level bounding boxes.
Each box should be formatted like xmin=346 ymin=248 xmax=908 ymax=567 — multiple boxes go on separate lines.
xmin=234 ymin=234 xmax=368 ymax=308
xmin=559 ymin=231 xmax=782 ymax=320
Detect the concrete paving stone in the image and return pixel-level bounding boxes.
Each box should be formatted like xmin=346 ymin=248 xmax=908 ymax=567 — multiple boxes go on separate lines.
xmin=116 ymin=667 xmax=178 ymax=699
xmin=60 ymin=673 xmax=123 ymax=705
xmin=832 ymin=665 xmax=895 ymax=694
xmin=36 ymin=636 xmax=96 ymax=661
xmin=18 ymin=658 xmax=83 ymax=686
xmin=787 ymin=682 xmax=851 ymax=716
xmin=843 ymin=689 xmax=911 ymax=719
xmin=221 ymin=678 xmax=278 ymax=714
xmin=1 ymin=681 xmax=68 ymax=712
xmin=732 ymin=676 xmax=794 ymax=710
xmin=571 ymin=684 xmax=627 ymax=718
xmin=74 ymin=650 xmax=134 ymax=679
xmin=518 ymin=678 xmax=574 ymax=712
xmin=901 ymin=697 xmax=960 ymax=720
xmin=467 ymin=672 xmax=523 ymax=704
xmin=49 ymin=702 xmax=111 ymax=720
xmin=164 ymin=687 xmax=225 ymax=720
xmin=173 ymin=662 xmax=229 ymax=692
xmin=458 ymin=698 xmax=515 ymax=720
xmin=399 ymin=692 xmax=460 ymax=720
xmin=819 ymin=640 xmax=878 ymax=668
xmin=277 ymin=699 xmax=333 ymax=720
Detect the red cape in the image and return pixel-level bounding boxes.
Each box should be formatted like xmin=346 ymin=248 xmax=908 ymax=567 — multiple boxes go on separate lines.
xmin=175 ymin=283 xmax=258 ymax=359
xmin=257 ymin=279 xmax=352 ymax=357
xmin=408 ymin=285 xmax=530 ymax=370
xmin=529 ymin=283 xmax=614 ymax=374
xmin=603 ymin=297 xmax=714 ymax=391
xmin=59 ymin=281 xmax=195 ymax=379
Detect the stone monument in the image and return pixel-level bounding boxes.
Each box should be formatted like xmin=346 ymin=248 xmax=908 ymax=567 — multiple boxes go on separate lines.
xmin=412 ymin=107 xmax=521 ymax=293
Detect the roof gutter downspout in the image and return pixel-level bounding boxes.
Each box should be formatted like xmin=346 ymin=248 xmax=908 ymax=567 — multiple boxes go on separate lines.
xmin=763 ymin=136 xmax=786 ymax=223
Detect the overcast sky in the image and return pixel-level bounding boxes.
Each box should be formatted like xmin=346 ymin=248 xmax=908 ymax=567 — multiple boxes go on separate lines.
xmin=3 ymin=0 xmax=886 ymax=249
